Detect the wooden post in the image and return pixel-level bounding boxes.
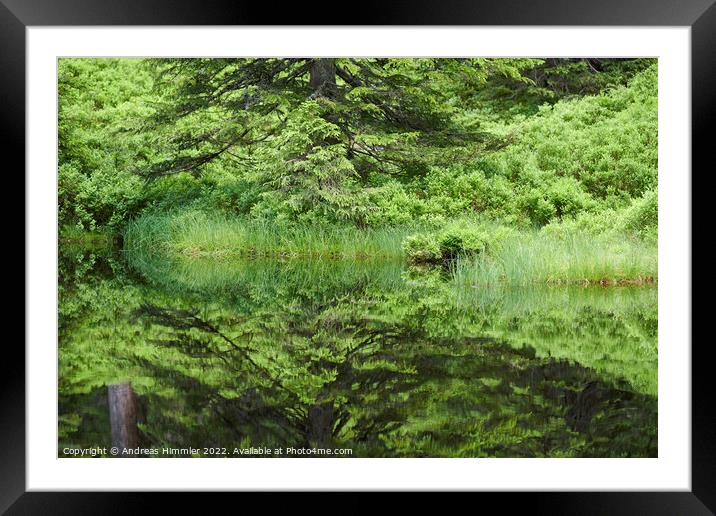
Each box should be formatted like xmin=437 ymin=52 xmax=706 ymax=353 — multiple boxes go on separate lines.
xmin=307 ymin=401 xmax=335 ymax=448
xmin=108 ymin=382 xmax=138 ymax=455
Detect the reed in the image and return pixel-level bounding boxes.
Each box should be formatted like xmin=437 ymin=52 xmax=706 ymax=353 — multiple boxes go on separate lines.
xmin=452 ymin=230 xmax=657 ymax=287
xmin=125 ymin=211 xmax=411 ymax=261
xmin=125 ymin=211 xmax=657 ymax=286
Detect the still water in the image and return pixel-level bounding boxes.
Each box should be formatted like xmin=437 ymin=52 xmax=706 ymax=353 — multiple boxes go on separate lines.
xmin=59 ymin=244 xmax=657 ymax=458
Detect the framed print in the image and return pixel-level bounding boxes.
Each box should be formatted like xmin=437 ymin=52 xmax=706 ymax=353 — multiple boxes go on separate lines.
xmin=5 ymin=0 xmax=713 ymax=511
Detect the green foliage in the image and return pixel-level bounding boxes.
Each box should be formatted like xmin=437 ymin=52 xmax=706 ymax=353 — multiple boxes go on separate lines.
xmin=503 ymin=65 xmax=658 ymax=205
xmin=621 ymin=188 xmax=658 ymax=239
xmin=470 ymin=58 xmax=654 ymax=118
xmin=58 ymin=58 xmax=159 ymax=230
xmin=541 ymin=188 xmax=658 ymax=242
xmin=58 ymin=58 xmax=657 ymax=234
xmin=58 ymin=57 xmax=660 ymax=458
xmin=403 ymin=219 xmax=512 ymax=265
xmin=402 ymin=233 xmax=443 ymax=264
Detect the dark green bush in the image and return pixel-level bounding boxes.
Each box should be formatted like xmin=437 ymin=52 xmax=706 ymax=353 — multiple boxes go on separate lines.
xmin=438 ymin=225 xmax=490 ymax=260
xmin=403 ymin=221 xmax=512 ymax=265
xmin=621 ymin=189 xmax=657 ymax=238
xmin=402 ymin=233 xmax=443 ymax=264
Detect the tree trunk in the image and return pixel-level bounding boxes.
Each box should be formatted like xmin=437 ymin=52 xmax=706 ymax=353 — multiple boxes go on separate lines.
xmin=108 ymin=382 xmax=139 ymax=455
xmin=309 ymin=58 xmax=337 ymax=98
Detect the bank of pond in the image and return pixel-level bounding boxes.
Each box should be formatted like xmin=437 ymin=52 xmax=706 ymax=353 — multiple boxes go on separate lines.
xmin=120 ymin=211 xmax=657 ymax=287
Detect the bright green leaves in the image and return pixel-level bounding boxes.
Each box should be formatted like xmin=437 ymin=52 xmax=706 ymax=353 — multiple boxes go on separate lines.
xmin=402 ymin=219 xmax=513 ymax=265
xmin=58 ymin=58 xmax=161 ymax=230
xmin=58 ymin=58 xmax=658 ymax=233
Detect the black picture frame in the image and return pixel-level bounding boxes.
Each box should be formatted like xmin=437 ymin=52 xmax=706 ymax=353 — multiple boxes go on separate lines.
xmin=4 ymin=0 xmax=712 ymax=512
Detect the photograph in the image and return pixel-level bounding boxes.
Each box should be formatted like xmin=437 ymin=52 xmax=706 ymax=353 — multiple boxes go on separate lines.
xmin=57 ymin=56 xmax=659 ymax=459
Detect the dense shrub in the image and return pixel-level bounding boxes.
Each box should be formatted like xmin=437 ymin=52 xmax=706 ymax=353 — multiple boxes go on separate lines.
xmin=502 ymin=65 xmax=658 ymax=205
xmin=58 ymin=59 xmax=157 ymax=230
xmin=621 ymin=189 xmax=657 ymax=238
xmin=380 ymin=65 xmax=656 ymax=230
xmin=402 ymin=233 xmax=443 ymax=264
xmin=403 ymin=220 xmax=512 ymax=265
xmin=58 ymin=59 xmax=657 ymax=237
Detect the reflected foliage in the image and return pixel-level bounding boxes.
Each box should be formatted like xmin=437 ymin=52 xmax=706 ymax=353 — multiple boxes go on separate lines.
xmin=59 ymin=245 xmax=656 ymax=457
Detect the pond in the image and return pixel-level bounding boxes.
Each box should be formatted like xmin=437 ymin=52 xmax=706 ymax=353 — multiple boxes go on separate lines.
xmin=58 ymin=244 xmax=657 ymax=458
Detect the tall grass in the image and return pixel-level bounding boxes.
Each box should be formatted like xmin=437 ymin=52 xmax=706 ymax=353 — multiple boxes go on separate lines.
xmin=125 ymin=210 xmax=412 ymax=261
xmin=452 ymin=230 xmax=657 ymax=287
xmin=125 ymin=210 xmax=657 ymax=286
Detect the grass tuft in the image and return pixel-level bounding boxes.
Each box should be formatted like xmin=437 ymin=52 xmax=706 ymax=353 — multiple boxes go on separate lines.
xmin=125 ymin=210 xmax=411 ymax=261
xmin=452 ymin=230 xmax=657 ymax=287
xmin=125 ymin=211 xmax=657 ymax=287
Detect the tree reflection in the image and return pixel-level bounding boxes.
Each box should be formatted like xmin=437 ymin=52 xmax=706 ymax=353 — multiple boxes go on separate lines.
xmin=131 ymin=293 xmax=656 ymax=457
xmin=58 ymin=246 xmax=657 ymax=457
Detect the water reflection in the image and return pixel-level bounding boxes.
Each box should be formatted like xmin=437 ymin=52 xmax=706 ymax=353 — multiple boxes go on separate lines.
xmin=58 ymin=245 xmax=657 ymax=457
